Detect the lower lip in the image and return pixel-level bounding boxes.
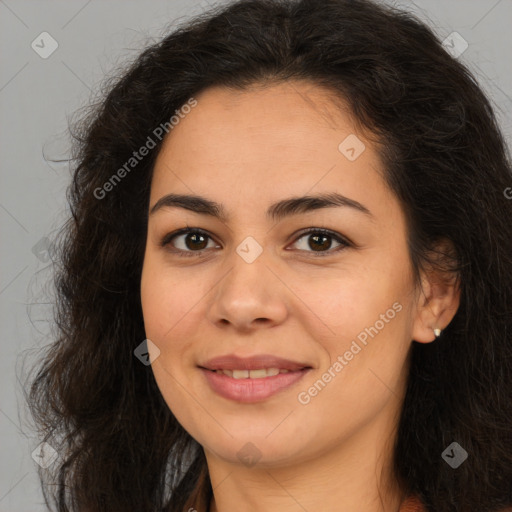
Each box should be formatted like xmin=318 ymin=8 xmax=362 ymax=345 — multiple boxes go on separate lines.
xmin=200 ymin=368 xmax=311 ymax=403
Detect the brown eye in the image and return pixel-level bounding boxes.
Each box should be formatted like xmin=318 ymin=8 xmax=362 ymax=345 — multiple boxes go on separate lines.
xmin=181 ymin=231 xmax=209 ymax=250
xmin=161 ymin=228 xmax=219 ymax=256
xmin=289 ymin=229 xmax=350 ymax=256
xmin=161 ymin=227 xmax=351 ymax=258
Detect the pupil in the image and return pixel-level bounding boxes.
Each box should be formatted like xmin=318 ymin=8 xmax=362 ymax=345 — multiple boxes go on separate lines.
xmin=187 ymin=233 xmax=207 ymax=250
xmin=310 ymin=234 xmax=330 ymax=251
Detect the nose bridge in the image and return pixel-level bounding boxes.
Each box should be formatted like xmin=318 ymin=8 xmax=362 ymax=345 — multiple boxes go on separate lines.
xmin=219 ymin=236 xmax=271 ymax=306
xmin=207 ymin=236 xmax=288 ymax=329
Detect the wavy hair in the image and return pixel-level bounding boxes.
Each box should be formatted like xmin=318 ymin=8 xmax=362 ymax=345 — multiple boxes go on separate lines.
xmin=24 ymin=0 xmax=512 ymax=510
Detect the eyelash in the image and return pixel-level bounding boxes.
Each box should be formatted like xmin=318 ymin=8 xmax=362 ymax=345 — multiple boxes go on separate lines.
xmin=160 ymin=227 xmax=352 ymax=258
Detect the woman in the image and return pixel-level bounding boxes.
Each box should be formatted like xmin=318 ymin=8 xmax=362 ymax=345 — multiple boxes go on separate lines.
xmin=25 ymin=0 xmax=512 ymax=510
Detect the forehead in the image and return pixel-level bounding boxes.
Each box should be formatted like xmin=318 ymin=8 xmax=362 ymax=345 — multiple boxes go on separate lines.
xmin=154 ymin=81 xmax=364 ymax=163
xmin=150 ymin=81 xmax=397 ymax=224
xmin=167 ymin=81 xmax=358 ymax=147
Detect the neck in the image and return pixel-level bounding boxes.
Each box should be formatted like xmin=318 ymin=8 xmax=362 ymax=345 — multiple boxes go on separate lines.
xmin=205 ymin=412 xmax=407 ymax=512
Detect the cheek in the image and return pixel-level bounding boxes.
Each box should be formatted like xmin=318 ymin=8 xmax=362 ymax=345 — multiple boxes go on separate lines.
xmin=293 ymin=264 xmax=401 ymax=339
xmin=141 ymin=255 xmax=195 ymax=341
xmin=140 ymin=259 xmax=198 ymax=417
xmin=301 ymin=252 xmax=412 ymax=374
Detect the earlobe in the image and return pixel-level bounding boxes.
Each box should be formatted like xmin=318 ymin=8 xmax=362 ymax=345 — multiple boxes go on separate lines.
xmin=411 ymin=252 xmax=461 ymax=344
xmin=412 ymin=307 xmax=444 ymax=344
xmin=411 ymin=284 xmax=460 ymax=343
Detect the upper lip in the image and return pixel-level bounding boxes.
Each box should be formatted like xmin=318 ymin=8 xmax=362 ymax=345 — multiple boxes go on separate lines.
xmin=199 ymin=354 xmax=312 ymax=371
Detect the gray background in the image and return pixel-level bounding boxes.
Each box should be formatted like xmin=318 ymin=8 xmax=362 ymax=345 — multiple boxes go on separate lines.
xmin=1 ymin=0 xmax=511 ymax=510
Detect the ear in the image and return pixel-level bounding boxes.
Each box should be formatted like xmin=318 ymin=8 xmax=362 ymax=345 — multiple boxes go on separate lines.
xmin=411 ymin=239 xmax=461 ymax=343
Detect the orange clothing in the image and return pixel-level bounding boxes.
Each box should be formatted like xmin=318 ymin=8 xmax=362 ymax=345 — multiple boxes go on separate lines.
xmin=399 ymin=495 xmax=426 ymax=512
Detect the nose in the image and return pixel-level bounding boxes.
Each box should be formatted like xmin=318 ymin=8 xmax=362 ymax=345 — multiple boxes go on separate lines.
xmin=205 ymin=249 xmax=288 ymax=332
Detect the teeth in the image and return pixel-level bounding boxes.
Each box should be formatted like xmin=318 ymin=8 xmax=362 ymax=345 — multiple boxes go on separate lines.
xmin=215 ymin=367 xmax=291 ymax=379
xmin=247 ymin=369 xmax=266 ymax=378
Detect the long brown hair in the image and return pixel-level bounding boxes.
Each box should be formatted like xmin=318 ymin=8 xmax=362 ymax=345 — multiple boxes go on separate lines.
xmin=24 ymin=0 xmax=512 ymax=510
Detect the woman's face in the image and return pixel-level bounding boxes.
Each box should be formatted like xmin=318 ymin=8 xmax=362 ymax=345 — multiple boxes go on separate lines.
xmin=140 ymin=81 xmax=432 ymax=469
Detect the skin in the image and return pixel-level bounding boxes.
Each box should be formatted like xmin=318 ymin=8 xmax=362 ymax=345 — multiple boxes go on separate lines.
xmin=140 ymin=81 xmax=460 ymax=512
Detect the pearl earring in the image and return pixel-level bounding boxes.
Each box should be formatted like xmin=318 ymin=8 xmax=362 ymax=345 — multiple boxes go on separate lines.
xmin=433 ymin=327 xmax=441 ymax=338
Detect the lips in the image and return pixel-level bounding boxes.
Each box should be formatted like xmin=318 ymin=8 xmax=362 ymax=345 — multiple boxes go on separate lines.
xmin=198 ymin=354 xmax=313 ymax=403
xmin=200 ymin=367 xmax=311 ymax=403
xmin=199 ymin=354 xmax=311 ymax=372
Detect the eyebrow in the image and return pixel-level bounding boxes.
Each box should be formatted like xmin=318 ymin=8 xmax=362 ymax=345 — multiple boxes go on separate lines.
xmin=149 ymin=192 xmax=374 ymax=223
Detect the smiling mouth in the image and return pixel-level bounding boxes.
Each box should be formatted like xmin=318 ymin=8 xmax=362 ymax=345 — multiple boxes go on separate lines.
xmin=199 ymin=366 xmax=313 ymax=403
xmin=205 ymin=367 xmax=309 ymax=379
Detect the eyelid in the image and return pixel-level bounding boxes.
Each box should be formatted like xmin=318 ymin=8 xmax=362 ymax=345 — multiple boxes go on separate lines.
xmin=160 ymin=227 xmax=352 ymax=257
